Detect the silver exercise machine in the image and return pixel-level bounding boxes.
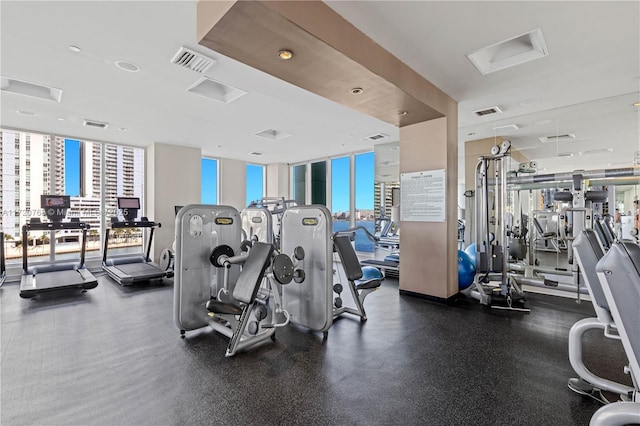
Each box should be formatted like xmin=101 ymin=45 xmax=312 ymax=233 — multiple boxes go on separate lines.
xmin=589 ymin=240 xmax=640 ymax=425
xmin=568 ymin=230 xmax=634 ymax=403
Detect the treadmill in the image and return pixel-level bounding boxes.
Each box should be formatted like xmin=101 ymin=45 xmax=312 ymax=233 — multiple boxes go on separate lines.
xmin=102 ymin=197 xmax=171 ymax=285
xmin=0 ymin=231 xmax=6 ymax=287
xmin=19 ymin=195 xmax=98 ymax=298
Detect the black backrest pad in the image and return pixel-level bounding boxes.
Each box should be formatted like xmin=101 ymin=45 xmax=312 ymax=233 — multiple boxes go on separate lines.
xmin=232 ymin=242 xmax=274 ymax=304
xmin=533 ymin=218 xmax=545 ymax=234
xmin=334 ymin=235 xmax=363 ymax=281
xmin=574 ymin=230 xmax=608 ymax=310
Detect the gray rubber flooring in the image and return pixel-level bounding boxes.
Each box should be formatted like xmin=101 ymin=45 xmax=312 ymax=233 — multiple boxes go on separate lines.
xmin=0 ymin=273 xmax=630 ymax=425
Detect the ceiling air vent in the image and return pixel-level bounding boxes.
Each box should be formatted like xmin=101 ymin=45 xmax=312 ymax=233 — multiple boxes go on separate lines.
xmin=363 ymin=133 xmax=389 ymax=141
xmin=186 ymin=77 xmax=247 ymax=104
xmin=1 ymin=76 xmax=62 ymax=102
xmin=170 ymin=47 xmax=215 ymax=73
xmin=538 ymin=133 xmax=575 ymax=143
xmin=473 ymin=106 xmax=502 ymax=117
xmin=254 ymin=129 xmax=292 ymax=141
xmin=83 ymin=119 xmax=109 ymax=129
xmin=249 ymin=151 xmax=264 ymax=156
xmin=556 ymin=152 xmax=573 ymax=158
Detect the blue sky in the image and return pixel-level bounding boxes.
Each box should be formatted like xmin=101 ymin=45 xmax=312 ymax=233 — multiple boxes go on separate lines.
xmin=246 ymin=164 xmax=264 ymax=205
xmin=331 ymin=152 xmax=374 ymax=212
xmin=64 ymin=139 xmax=80 ymax=196
xmin=201 ymin=158 xmax=218 ymax=204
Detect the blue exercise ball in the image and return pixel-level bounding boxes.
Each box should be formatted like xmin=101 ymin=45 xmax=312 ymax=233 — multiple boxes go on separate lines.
xmin=464 ymin=243 xmax=477 ymax=268
xmin=458 ymin=250 xmax=475 ymax=290
xmin=362 ymin=266 xmax=384 ymax=280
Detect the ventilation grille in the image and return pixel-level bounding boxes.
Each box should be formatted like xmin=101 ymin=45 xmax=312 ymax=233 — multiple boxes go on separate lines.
xmin=83 ymin=119 xmax=109 ymax=129
xmin=538 ymin=133 xmax=575 ymax=143
xmin=556 ymin=152 xmax=573 ymax=158
xmin=170 ymin=47 xmax=215 ymax=73
xmin=474 ymin=106 xmax=502 ymax=116
xmin=363 ymin=133 xmax=388 ymax=141
xmin=249 ymin=151 xmax=263 ymax=156
xmin=254 ymin=129 xmax=292 ymax=141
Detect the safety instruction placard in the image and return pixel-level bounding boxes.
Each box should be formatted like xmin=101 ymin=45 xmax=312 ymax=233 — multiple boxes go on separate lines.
xmin=400 ymin=169 xmax=446 ymax=222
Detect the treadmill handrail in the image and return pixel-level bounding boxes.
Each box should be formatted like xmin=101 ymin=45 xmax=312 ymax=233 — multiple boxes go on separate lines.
xmin=103 ymin=221 xmax=159 ymax=263
xmin=24 ymin=221 xmax=91 ymax=231
xmin=110 ymin=220 xmax=161 ymax=229
xmin=22 ymin=220 xmax=90 ymax=273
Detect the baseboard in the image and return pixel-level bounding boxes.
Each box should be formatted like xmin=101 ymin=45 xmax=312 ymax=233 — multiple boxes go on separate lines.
xmin=399 ymin=289 xmax=459 ymax=305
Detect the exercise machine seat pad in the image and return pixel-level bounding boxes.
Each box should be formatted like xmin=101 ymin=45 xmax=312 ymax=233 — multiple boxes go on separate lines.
xmin=206 ymin=300 xmax=243 ymax=315
xmin=533 ymin=218 xmax=555 ymax=238
xmin=232 ymin=242 xmax=274 ymax=305
xmin=333 ymin=236 xmax=363 ymax=281
xmin=27 ymin=262 xmax=80 ymax=275
xmin=355 ymin=278 xmax=382 ymax=290
xmin=105 ymin=256 xmax=147 ymax=266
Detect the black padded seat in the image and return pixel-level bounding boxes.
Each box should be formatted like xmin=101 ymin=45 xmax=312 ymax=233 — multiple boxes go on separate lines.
xmin=206 ymin=300 xmax=243 ymax=315
xmin=355 ymin=279 xmax=382 ymax=290
xmin=534 ymin=218 xmax=555 ymax=238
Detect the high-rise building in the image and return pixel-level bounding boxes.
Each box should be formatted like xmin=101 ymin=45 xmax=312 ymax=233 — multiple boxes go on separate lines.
xmin=1 ymin=130 xmax=63 ymax=237
xmin=1 ymin=131 xmax=143 ymax=239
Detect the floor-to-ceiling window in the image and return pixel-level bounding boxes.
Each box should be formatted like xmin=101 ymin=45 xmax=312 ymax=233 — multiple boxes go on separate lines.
xmin=293 ymin=164 xmax=306 ymax=206
xmin=355 ymin=152 xmax=375 ymax=252
xmin=311 ymin=161 xmax=326 ymax=205
xmin=55 ymin=137 xmax=103 ymax=260
xmin=1 ymin=129 xmax=51 ymax=264
xmin=331 ymin=156 xmax=350 ymax=233
xmin=104 ymin=143 xmax=145 ymax=256
xmin=201 ymin=158 xmax=218 ymax=204
xmin=0 ymin=128 xmax=146 ymax=265
xmin=246 ymin=164 xmax=264 ymax=206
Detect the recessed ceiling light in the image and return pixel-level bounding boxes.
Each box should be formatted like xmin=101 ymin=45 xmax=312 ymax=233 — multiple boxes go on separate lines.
xmin=118 ymin=127 xmax=127 ymax=131
xmin=399 ymin=111 xmax=408 ymax=116
xmin=16 ymin=110 xmax=36 ymax=116
xmin=57 ymin=117 xmax=65 ymax=121
xmin=351 ymin=87 xmax=364 ymax=95
xmin=634 ymin=102 xmax=640 ymax=107
xmin=115 ymin=61 xmax=140 ymax=72
xmin=69 ymin=45 xmax=81 ymax=52
xmin=278 ymin=50 xmax=293 ymax=60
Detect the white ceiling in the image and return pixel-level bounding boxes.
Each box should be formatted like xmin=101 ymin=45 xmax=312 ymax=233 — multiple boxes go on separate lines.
xmin=1 ymin=1 xmax=639 ymax=180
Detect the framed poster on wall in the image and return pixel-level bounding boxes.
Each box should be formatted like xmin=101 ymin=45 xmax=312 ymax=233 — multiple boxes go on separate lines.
xmin=400 ymin=169 xmax=446 ymax=222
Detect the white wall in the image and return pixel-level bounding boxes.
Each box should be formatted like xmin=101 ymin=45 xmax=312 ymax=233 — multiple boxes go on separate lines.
xmin=266 ymin=163 xmax=289 ymax=198
xmin=146 ymin=143 xmax=201 ymax=261
xmin=219 ymin=158 xmax=246 ymax=210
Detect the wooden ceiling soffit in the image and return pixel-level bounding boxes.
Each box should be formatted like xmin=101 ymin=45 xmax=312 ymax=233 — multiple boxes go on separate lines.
xmin=198 ymin=1 xmax=444 ymax=127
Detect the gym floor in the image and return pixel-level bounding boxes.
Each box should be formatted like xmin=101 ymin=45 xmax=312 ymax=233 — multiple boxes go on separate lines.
xmin=0 ymin=273 xmax=629 ymax=425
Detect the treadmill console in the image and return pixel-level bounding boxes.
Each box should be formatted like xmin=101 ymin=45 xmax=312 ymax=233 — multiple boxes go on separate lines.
xmin=118 ymin=197 xmax=140 ymax=221
xmin=41 ymin=195 xmax=70 ymax=222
